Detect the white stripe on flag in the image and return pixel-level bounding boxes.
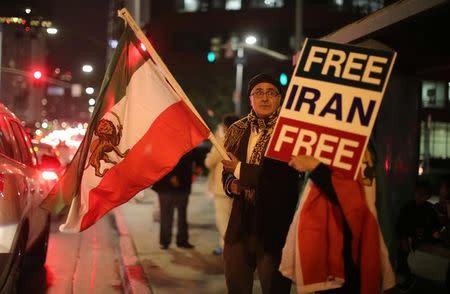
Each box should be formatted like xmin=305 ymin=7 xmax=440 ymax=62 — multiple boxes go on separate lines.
xmin=60 ymin=58 xmax=179 ymax=232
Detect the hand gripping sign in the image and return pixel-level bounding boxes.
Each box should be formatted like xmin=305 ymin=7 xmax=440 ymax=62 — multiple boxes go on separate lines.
xmin=266 ymin=39 xmax=396 ymax=179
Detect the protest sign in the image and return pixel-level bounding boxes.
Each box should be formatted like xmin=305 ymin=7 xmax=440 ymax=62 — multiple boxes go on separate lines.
xmin=266 ymin=39 xmax=396 ymax=178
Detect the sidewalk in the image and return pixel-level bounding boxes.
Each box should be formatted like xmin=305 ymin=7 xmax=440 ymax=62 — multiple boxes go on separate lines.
xmin=115 ymin=176 xmax=264 ymax=294
xmin=114 ymin=177 xmax=448 ymax=294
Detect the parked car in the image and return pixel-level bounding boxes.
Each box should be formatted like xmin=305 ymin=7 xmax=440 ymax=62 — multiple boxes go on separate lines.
xmin=32 ymin=141 xmax=64 ymax=184
xmin=0 ymin=104 xmax=51 ymax=293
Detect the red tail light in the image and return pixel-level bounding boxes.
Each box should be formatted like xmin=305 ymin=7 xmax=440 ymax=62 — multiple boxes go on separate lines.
xmin=42 ymin=170 xmax=58 ymax=181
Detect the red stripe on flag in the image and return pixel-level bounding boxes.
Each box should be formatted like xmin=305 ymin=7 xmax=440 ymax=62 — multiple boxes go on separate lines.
xmin=80 ymin=101 xmax=208 ymax=231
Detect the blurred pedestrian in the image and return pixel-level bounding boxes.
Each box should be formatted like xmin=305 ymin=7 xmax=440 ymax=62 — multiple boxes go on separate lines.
xmin=434 ymin=177 xmax=450 ymax=226
xmin=396 ymin=180 xmax=442 ymax=292
xmin=221 ymin=73 xmax=300 ymax=293
xmin=152 ymin=152 xmax=195 ymax=249
xmin=205 ymin=113 xmax=239 ymax=256
xmin=432 ymin=177 xmax=450 ymax=291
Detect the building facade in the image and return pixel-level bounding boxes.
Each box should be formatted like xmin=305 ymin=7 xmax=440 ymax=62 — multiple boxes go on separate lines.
xmin=0 ymin=10 xmax=92 ymax=126
xmin=106 ymin=1 xmax=450 ymax=243
xmin=0 ymin=17 xmax=47 ymax=123
xmin=106 ymin=0 xmax=379 ymax=125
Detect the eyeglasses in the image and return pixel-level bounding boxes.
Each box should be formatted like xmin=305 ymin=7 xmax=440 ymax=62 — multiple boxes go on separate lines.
xmin=250 ymin=89 xmax=280 ymax=99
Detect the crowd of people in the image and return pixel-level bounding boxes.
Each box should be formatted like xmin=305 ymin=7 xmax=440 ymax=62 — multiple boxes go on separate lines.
xmin=148 ymin=72 xmax=450 ymax=294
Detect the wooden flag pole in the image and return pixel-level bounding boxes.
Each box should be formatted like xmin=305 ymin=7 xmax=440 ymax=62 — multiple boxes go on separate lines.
xmin=118 ymin=8 xmax=231 ymax=161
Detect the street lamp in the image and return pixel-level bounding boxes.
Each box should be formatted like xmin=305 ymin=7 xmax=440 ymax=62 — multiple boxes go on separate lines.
xmin=234 ymin=43 xmax=245 ymax=116
xmin=234 ymin=35 xmax=258 ymax=116
xmin=85 ymin=87 xmax=94 ymax=95
xmin=233 ymin=35 xmax=290 ymax=116
xmin=46 ymin=27 xmax=58 ymax=35
xmin=245 ymin=35 xmax=257 ymax=45
xmin=109 ymin=39 xmax=118 ymax=49
xmin=82 ymin=64 xmax=93 ymax=73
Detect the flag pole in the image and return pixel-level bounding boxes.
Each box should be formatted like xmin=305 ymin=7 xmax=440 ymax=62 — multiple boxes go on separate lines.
xmin=118 ymin=8 xmax=230 ymax=161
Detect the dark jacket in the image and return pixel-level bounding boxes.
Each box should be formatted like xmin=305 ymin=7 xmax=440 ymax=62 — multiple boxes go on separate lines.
xmin=222 ymin=122 xmax=301 ymax=252
xmin=396 ymin=199 xmax=441 ymax=244
xmin=152 ymin=152 xmax=193 ymax=194
xmin=255 ymin=157 xmax=301 ymax=252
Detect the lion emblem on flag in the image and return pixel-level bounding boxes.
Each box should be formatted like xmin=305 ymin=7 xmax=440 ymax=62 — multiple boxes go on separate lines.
xmin=87 ymin=111 xmax=130 ymax=177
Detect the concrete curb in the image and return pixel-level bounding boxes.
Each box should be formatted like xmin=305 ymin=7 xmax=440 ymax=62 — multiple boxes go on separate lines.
xmin=112 ymin=209 xmax=153 ymax=294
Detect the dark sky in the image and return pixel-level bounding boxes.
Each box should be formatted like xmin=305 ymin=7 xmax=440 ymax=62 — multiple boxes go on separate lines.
xmin=1 ymin=0 xmax=109 ymax=83
xmin=45 ymin=0 xmax=109 ymax=82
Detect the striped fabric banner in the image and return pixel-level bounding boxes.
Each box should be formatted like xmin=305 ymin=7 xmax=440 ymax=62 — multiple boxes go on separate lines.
xmin=41 ymin=25 xmax=209 ymax=232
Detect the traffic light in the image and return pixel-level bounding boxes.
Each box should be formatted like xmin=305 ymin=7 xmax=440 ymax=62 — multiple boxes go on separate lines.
xmin=207 ymin=51 xmax=216 ymax=63
xmin=279 ymin=73 xmax=288 ymax=86
xmin=31 ymin=69 xmax=45 ymax=87
xmin=33 ymin=70 xmax=42 ymax=80
xmin=208 ymin=36 xmax=222 ymax=63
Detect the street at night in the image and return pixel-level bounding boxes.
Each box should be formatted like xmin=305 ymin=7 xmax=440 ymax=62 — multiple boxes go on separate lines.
xmin=14 ymin=180 xmax=450 ymax=293
xmin=18 ymin=216 xmax=122 ymax=294
xmin=1 ymin=0 xmax=450 ymax=293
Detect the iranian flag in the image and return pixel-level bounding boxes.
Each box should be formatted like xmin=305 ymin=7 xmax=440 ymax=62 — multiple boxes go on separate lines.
xmin=41 ymin=23 xmax=209 ymax=232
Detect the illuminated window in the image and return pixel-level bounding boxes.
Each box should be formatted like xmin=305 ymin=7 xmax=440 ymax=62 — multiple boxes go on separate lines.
xmin=420 ymin=121 xmax=450 ymax=159
xmin=176 ymin=0 xmax=242 ymax=12
xmin=422 ymin=80 xmax=446 ymax=108
xmin=226 ymin=0 xmax=241 ymax=10
xmin=47 ymin=86 xmax=65 ymax=96
xmin=352 ymin=0 xmax=384 ymax=13
xmin=249 ymin=0 xmax=284 ymax=8
xmin=177 ymin=0 xmax=200 ymax=12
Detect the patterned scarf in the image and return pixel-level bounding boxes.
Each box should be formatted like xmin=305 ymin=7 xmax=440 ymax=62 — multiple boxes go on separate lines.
xmin=245 ymin=109 xmax=279 ymax=202
xmin=225 ymin=109 xmax=279 ymax=203
xmin=247 ymin=109 xmax=279 ymax=165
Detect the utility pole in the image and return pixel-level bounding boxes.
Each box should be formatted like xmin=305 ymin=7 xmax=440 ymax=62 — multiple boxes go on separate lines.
xmin=233 ymin=42 xmax=290 ymax=116
xmin=28 ymin=32 xmax=47 ymax=123
xmin=295 ymin=0 xmax=304 ymax=51
xmin=233 ymin=45 xmax=244 ymax=116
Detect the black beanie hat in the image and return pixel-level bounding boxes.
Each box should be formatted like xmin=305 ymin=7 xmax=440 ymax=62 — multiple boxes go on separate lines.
xmin=247 ymin=73 xmax=282 ymax=98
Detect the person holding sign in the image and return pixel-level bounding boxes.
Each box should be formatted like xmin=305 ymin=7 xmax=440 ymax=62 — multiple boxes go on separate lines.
xmin=286 ymin=154 xmax=359 ymax=294
xmin=282 ymin=151 xmax=396 ymax=294
xmin=221 ymin=73 xmax=302 ymax=293
xmin=267 ymin=38 xmax=396 ymax=294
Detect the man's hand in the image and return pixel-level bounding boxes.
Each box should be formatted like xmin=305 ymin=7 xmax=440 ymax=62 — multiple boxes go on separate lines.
xmin=229 ymin=179 xmax=242 ymax=195
xmin=222 ymin=152 xmax=239 ymax=173
xmin=288 ymin=155 xmax=320 ymax=172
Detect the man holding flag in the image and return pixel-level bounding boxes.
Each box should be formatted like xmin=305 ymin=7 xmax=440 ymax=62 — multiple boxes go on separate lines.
xmin=41 ymin=9 xmax=211 ymax=233
xmin=221 ymin=74 xmax=302 ymax=293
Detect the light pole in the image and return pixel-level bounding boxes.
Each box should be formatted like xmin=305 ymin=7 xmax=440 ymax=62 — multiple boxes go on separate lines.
xmin=232 ymin=35 xmax=290 ymax=116
xmin=295 ymin=0 xmax=304 ymax=51
xmin=234 ymin=45 xmax=244 ymax=116
xmin=46 ymin=27 xmax=58 ymax=35
xmin=82 ymin=64 xmax=94 ymax=73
